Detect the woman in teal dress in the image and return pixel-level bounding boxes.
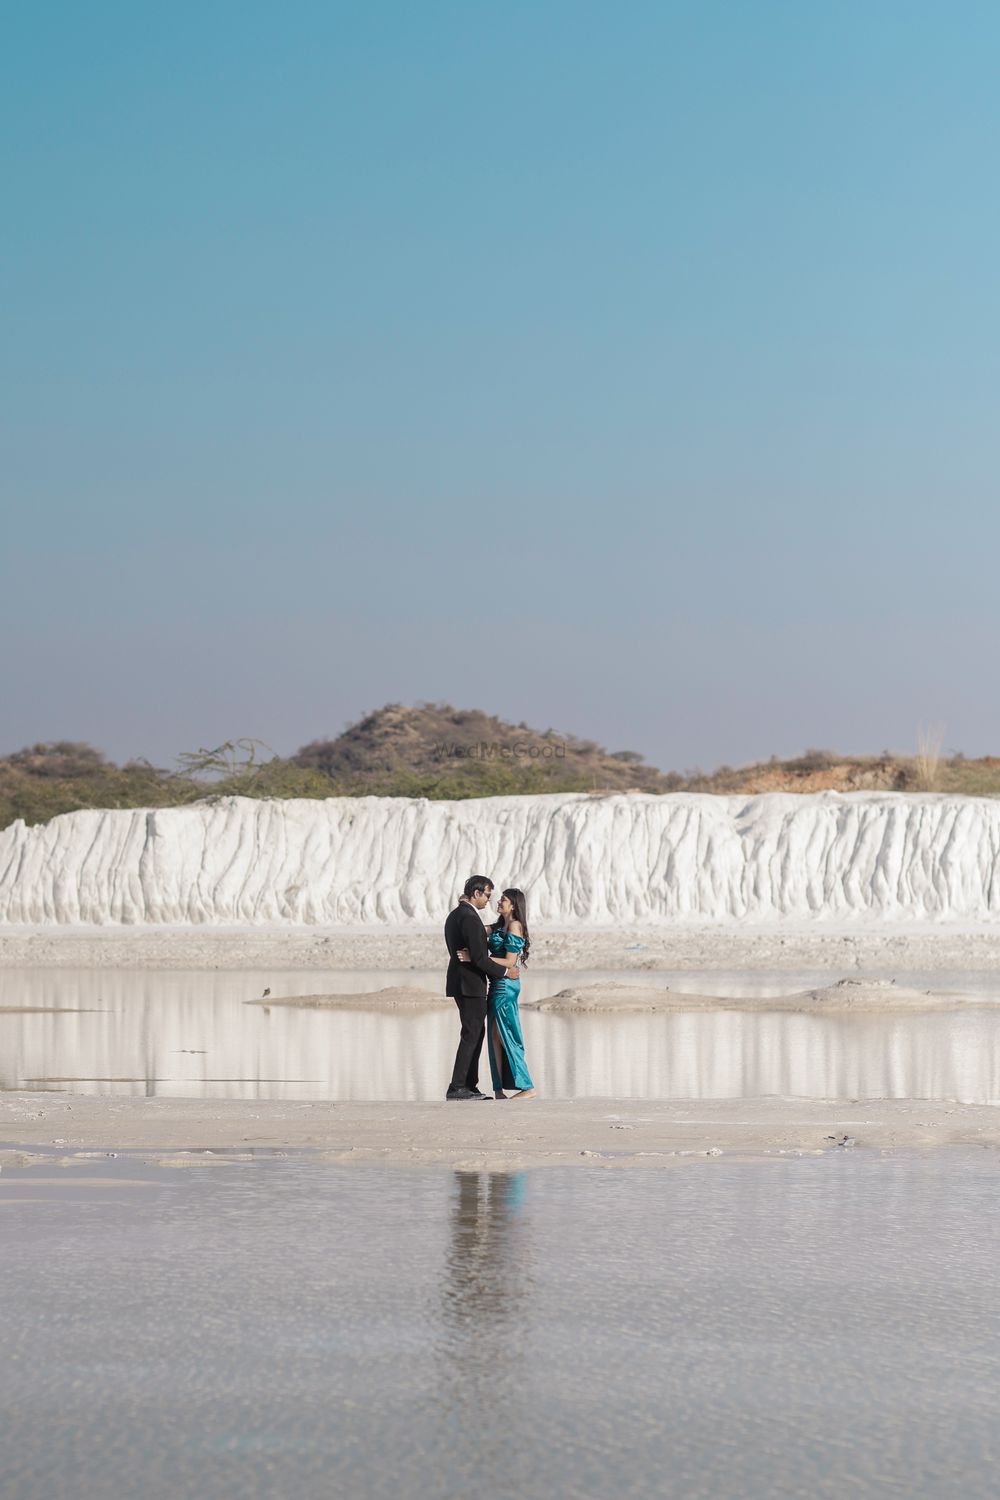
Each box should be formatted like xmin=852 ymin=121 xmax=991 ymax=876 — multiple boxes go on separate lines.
xmin=486 ymin=888 xmax=535 ymax=1100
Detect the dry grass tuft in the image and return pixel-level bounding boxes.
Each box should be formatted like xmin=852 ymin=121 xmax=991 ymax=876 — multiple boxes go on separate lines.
xmin=915 ymin=724 xmax=945 ymax=791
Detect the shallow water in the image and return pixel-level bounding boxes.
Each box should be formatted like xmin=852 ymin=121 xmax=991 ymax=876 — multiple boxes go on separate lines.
xmin=3 ymin=967 xmax=1000 ymax=1102
xmin=2 ymin=1151 xmax=999 ymax=1499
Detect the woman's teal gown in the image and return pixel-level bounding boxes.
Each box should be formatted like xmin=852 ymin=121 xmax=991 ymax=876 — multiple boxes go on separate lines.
xmin=486 ymin=929 xmax=533 ymax=1092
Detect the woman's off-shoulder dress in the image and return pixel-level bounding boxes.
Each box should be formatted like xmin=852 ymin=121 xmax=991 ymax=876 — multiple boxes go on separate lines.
xmin=486 ymin=929 xmax=533 ymax=1092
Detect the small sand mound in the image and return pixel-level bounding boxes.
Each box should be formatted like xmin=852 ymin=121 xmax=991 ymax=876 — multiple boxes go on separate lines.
xmin=779 ymin=980 xmax=971 ymax=1013
xmin=525 ymin=983 xmax=689 ymax=1013
xmin=526 ymin=979 xmax=983 ymax=1014
xmin=248 ymin=986 xmax=449 ymax=1011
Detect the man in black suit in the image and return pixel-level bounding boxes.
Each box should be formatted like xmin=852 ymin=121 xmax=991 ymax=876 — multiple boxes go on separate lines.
xmin=444 ymin=875 xmax=518 ymax=1100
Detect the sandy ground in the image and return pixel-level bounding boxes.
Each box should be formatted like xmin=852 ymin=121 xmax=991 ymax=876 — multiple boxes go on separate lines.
xmin=250 ymin=986 xmax=449 ymax=1010
xmin=6 ymin=923 xmax=1000 ymax=972
xmin=2 ymin=1094 xmax=999 ymax=1171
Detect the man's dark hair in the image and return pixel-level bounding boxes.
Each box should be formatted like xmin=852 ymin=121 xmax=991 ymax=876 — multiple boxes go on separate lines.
xmin=463 ymin=875 xmax=494 ymax=899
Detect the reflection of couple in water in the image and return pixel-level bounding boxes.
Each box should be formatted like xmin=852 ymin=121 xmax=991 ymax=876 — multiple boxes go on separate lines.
xmin=442 ymin=1171 xmax=530 ymax=1347
xmin=444 ymin=875 xmax=535 ymax=1102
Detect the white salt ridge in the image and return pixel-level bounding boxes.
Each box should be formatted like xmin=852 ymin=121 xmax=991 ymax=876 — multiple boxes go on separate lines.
xmin=1 ymin=791 xmax=1000 ymax=927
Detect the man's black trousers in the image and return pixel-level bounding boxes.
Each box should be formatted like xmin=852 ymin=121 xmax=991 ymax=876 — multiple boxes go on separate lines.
xmin=449 ymin=991 xmax=487 ymax=1093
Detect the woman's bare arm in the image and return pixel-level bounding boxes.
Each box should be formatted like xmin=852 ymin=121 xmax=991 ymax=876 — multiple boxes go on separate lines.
xmin=458 ymin=920 xmax=523 ymax=971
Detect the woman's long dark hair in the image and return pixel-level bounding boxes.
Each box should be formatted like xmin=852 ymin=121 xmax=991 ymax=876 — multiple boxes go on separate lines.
xmin=496 ymin=887 xmax=530 ymax=965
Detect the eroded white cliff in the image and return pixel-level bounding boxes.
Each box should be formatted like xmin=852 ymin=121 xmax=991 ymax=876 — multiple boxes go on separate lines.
xmin=1 ymin=791 xmax=999 ymax=926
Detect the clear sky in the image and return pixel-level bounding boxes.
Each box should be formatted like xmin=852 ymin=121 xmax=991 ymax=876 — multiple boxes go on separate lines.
xmin=3 ymin=0 xmax=998 ymax=774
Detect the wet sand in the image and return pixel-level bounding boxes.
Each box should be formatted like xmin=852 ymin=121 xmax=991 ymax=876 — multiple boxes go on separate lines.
xmin=249 ymin=985 xmax=447 ymax=1010
xmin=3 ymin=1094 xmax=999 ymax=1170
xmin=249 ymin=977 xmax=989 ymax=1014
xmin=523 ymin=979 xmax=989 ymax=1013
xmin=7 ymin=1150 xmax=1000 ymax=1499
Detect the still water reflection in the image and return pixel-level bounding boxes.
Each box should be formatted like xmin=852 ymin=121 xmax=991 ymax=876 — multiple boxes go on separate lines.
xmin=3 ymin=1154 xmax=999 ymax=1499
xmin=3 ymin=967 xmax=1000 ymax=1103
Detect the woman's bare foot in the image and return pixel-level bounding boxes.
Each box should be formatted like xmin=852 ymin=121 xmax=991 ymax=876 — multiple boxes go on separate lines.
xmin=494 ymin=1089 xmax=508 ymax=1100
xmin=511 ymin=1087 xmax=536 ymax=1099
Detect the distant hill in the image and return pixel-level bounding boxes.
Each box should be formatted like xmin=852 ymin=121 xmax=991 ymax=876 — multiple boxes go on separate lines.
xmin=0 ymin=742 xmax=185 ymax=831
xmin=1 ymin=711 xmax=999 ymax=831
xmin=682 ymin=749 xmax=1000 ymax=797
xmin=292 ymin=703 xmax=672 ymax=796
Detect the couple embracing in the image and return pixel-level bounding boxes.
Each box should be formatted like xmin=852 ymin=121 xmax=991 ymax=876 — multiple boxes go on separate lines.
xmin=444 ymin=875 xmax=535 ymax=1102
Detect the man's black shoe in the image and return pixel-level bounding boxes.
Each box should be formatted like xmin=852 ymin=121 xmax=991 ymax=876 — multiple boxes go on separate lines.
xmin=446 ymin=1087 xmax=491 ymax=1101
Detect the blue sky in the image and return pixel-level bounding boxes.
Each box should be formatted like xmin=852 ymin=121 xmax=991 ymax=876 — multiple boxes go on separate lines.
xmin=3 ymin=0 xmax=998 ymax=772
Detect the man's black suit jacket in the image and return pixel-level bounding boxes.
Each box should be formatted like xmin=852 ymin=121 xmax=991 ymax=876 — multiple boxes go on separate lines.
xmin=444 ymin=900 xmax=502 ymax=999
